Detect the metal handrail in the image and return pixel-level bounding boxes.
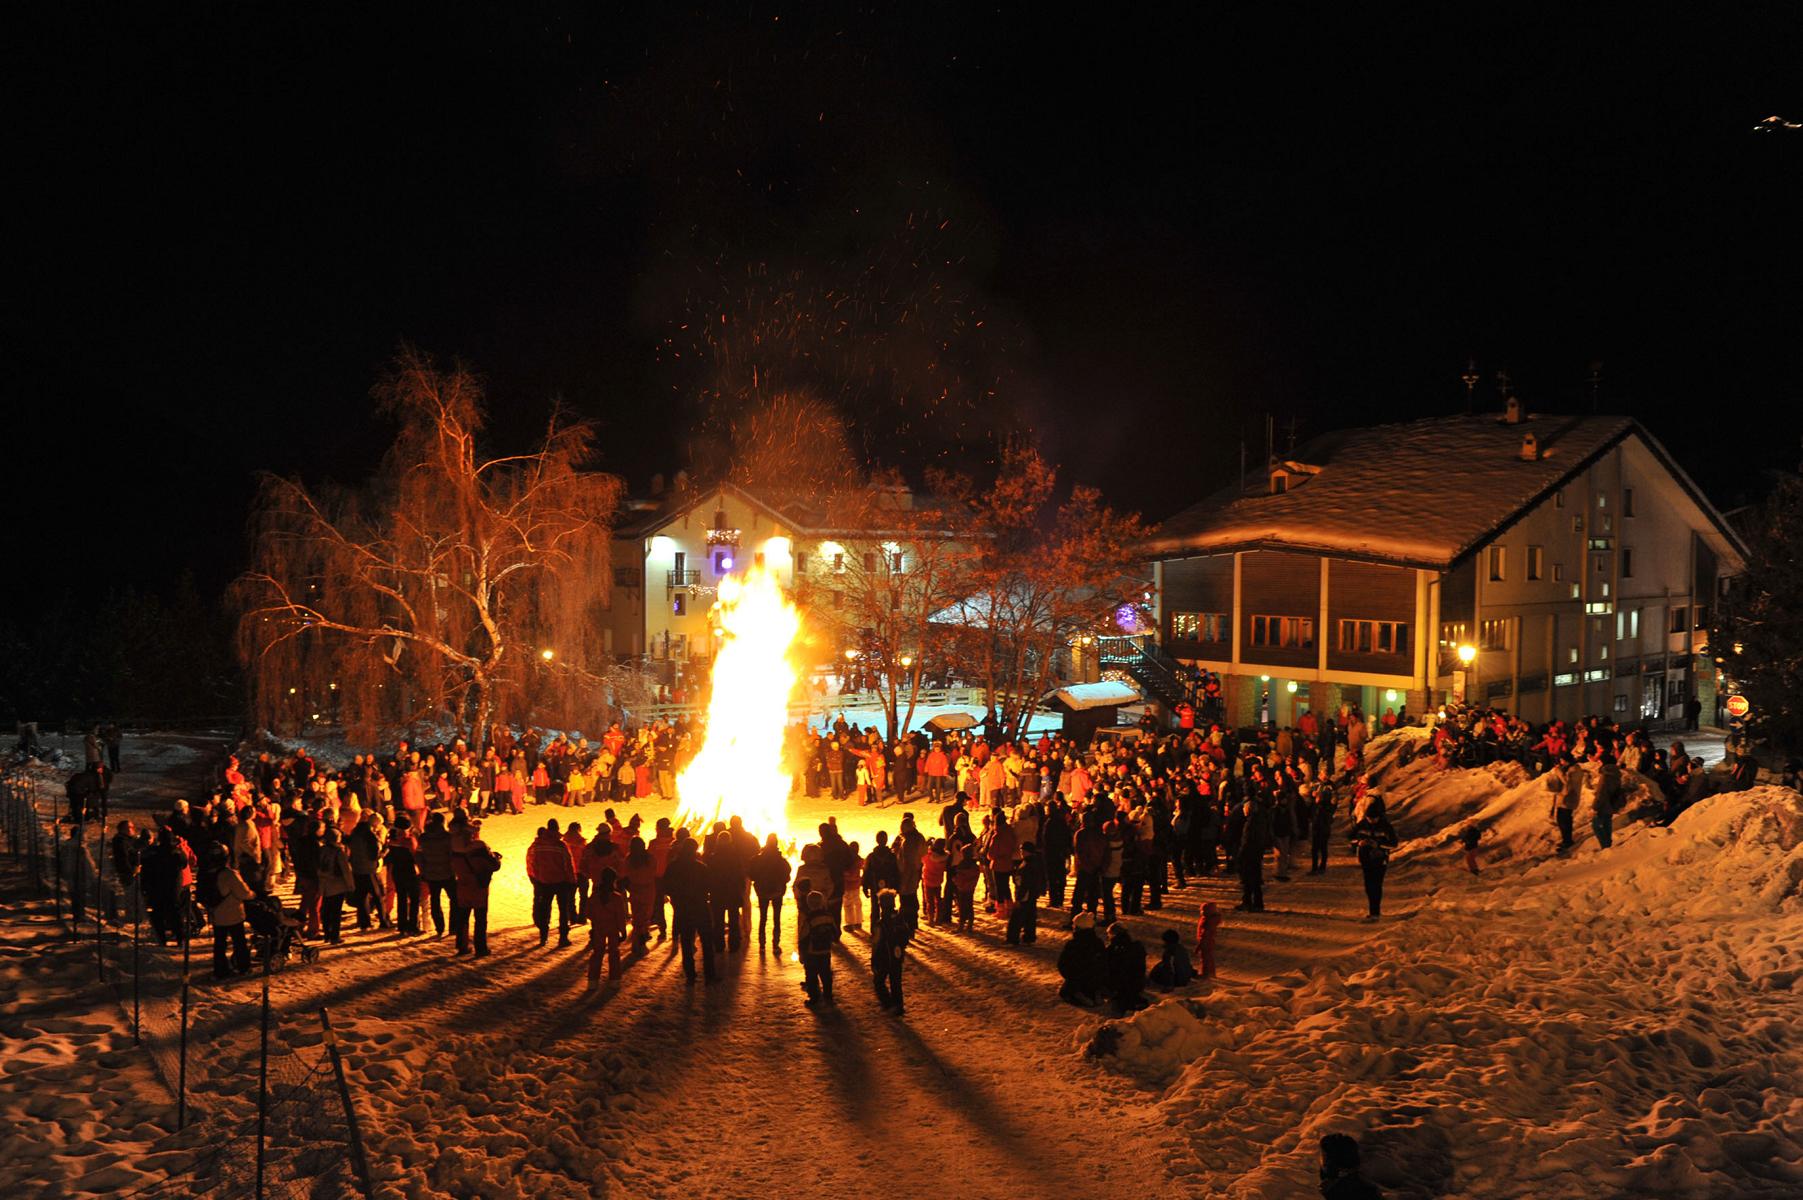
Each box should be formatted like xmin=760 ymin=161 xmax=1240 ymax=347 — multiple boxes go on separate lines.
xmin=666 ymin=569 xmax=701 ymax=589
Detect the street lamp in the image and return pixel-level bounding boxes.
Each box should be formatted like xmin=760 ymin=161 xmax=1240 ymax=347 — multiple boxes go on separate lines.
xmin=899 ymin=655 xmax=913 ymax=669
xmin=844 ymin=648 xmax=857 ymax=662
xmin=541 ymin=648 xmax=555 ymax=662
xmin=1456 ymin=643 xmax=1476 ymax=665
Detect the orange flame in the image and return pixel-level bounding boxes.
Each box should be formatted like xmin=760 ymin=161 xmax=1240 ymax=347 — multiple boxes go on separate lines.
xmin=673 ymin=567 xmax=801 ymax=839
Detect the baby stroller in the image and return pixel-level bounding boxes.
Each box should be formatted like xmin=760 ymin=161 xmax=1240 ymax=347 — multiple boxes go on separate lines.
xmin=246 ymin=894 xmax=318 ymax=970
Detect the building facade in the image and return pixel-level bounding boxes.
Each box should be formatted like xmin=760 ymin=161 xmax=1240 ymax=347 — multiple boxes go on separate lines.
xmin=1144 ymin=408 xmax=1746 ymax=728
xmin=605 ymin=478 xmax=941 ymax=669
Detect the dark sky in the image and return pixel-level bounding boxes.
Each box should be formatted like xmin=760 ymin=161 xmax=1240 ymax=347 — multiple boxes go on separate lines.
xmin=10 ymin=2 xmax=1801 ymax=621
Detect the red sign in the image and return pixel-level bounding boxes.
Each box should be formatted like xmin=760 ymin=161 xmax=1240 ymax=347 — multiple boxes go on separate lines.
xmin=1725 ymin=694 xmax=1751 ymax=719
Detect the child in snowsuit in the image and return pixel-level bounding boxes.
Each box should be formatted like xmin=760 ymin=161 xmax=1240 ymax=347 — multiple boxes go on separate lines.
xmin=842 ymin=842 xmax=864 ymax=931
xmin=587 ymin=868 xmax=628 ymax=988
xmin=800 ymin=890 xmax=837 ymax=1006
xmin=921 ymin=840 xmax=949 ymax=925
xmin=870 ymin=888 xmax=909 ymax=1014
xmin=1196 ymin=900 xmax=1222 ymax=979
xmin=951 ymin=852 xmax=982 ymax=932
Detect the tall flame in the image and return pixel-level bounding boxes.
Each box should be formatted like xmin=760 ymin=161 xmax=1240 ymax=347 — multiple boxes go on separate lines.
xmin=673 ymin=567 xmax=802 ymax=839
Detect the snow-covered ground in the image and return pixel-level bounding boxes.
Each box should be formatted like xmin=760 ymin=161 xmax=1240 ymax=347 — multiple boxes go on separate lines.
xmin=1085 ymin=735 xmax=1803 ymax=1198
xmin=7 ymin=729 xmax=1800 ymax=1198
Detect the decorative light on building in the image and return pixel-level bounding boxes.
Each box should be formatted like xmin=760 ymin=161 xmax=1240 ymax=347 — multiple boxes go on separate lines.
xmin=1285 ymin=680 xmax=1298 ymax=694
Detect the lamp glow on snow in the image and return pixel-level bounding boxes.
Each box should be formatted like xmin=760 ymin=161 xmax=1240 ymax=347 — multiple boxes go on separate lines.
xmin=673 ymin=567 xmax=802 ymax=841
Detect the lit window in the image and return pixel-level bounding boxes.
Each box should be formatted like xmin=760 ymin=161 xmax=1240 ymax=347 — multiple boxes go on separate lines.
xmin=1252 ymin=615 xmax=1314 ymax=648
xmin=672 ymin=594 xmax=687 ymax=617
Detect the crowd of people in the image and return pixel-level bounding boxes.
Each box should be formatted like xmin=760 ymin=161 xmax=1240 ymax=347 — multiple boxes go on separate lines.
xmin=83 ymin=696 xmax=1422 ymax=999
xmin=78 ymin=688 xmax=1755 ymax=1010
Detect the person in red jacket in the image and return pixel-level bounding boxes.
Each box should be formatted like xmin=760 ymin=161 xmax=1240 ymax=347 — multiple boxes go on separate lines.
xmin=586 ymin=867 xmax=629 ymax=989
xmin=526 ymin=820 xmax=578 ymax=947
xmin=923 ymin=744 xmax=951 ymax=801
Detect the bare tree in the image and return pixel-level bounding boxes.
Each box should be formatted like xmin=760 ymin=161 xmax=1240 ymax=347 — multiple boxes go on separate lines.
xmin=803 ymin=478 xmax=971 ymax=741
xmin=232 ymin=349 xmax=623 ymax=744
xmin=938 ymin=444 xmax=1149 ymax=742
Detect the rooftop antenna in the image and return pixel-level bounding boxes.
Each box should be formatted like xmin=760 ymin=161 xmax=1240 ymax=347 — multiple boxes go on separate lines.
xmin=1495 ymin=367 xmax=1513 ymax=409
xmin=1284 ymin=414 xmax=1300 ymax=457
xmin=1460 ymin=358 xmax=1481 ymax=413
xmin=1587 ymin=360 xmax=1604 ymax=412
xmin=1265 ymin=412 xmax=1275 ymax=468
xmin=1238 ymin=430 xmax=1247 ymax=494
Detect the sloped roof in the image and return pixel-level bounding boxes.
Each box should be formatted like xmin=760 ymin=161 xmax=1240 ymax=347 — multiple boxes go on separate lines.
xmin=1047 ymin=681 xmax=1141 ymax=711
xmin=612 ymin=480 xmax=965 ymax=541
xmin=1143 ymin=413 xmax=1651 ymax=568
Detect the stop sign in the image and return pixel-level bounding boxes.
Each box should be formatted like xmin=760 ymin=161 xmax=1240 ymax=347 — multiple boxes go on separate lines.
xmin=1725 ymin=694 xmax=1751 ymax=719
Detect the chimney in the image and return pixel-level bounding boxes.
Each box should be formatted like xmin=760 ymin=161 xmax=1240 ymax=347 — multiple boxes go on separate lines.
xmin=1519 ymin=431 xmax=1539 ymax=461
xmin=650 ymin=472 xmax=665 ymax=496
xmin=1503 ymin=395 xmax=1523 ymax=425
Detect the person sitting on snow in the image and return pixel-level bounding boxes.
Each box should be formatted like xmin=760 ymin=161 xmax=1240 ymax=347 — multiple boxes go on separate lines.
xmin=1057 ymin=911 xmax=1107 ymax=1005
xmin=1104 ymin=921 xmax=1150 ymax=1015
xmin=1148 ymin=928 xmax=1194 ymax=989
xmin=1318 ymin=1133 xmax=1384 ymax=1198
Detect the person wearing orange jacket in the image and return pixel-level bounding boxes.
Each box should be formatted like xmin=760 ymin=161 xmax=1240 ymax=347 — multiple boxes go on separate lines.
xmin=526 ymin=820 xmax=578 ymax=947
xmin=586 ymin=867 xmax=629 ymax=989
xmin=623 ymin=837 xmax=659 ymax=948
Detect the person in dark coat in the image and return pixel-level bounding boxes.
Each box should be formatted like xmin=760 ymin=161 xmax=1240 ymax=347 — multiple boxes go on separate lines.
xmin=1006 ymin=841 xmax=1046 ymax=945
xmin=704 ymin=823 xmax=748 ymax=952
xmin=1057 ymin=912 xmax=1107 ymax=1005
xmin=416 ymin=813 xmax=455 ymax=937
xmin=1318 ymin=1134 xmax=1384 ymax=1198
xmin=662 ymin=839 xmax=717 ymax=982
xmin=1591 ymin=756 xmax=1623 ymax=850
xmin=386 ymin=827 xmax=422 ymax=935
xmin=1235 ymin=799 xmax=1268 ymax=912
xmin=870 ymin=887 xmax=909 ymax=1015
xmin=1149 ymin=928 xmax=1195 ymax=988
xmin=1309 ymin=784 xmax=1338 ymax=874
xmin=861 ymin=830 xmax=901 ymax=898
xmin=1041 ymin=802 xmax=1073 ymax=906
xmin=747 ymin=834 xmax=793 ymax=951
xmin=1349 ymin=797 xmax=1399 ymax=921
xmin=1104 ymin=922 xmax=1149 ymax=1014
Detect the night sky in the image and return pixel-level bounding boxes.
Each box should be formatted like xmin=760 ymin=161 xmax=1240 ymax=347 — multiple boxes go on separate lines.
xmin=10 ymin=3 xmax=1800 ymax=623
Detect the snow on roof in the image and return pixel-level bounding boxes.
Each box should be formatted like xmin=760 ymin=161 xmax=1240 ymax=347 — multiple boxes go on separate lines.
xmin=1048 ymin=680 xmax=1141 ymax=710
xmin=1143 ymin=412 xmax=1638 ymax=567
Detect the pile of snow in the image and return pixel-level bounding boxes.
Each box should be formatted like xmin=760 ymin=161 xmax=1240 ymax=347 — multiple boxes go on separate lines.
xmin=1084 ymin=787 xmax=1803 ymax=1197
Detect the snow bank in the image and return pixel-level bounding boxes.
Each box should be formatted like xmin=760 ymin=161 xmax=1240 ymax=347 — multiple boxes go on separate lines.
xmin=1084 ymin=788 xmax=1803 ymax=1197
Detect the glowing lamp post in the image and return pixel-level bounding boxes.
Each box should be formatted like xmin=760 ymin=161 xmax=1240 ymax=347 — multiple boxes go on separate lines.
xmin=1454 ymin=643 xmax=1477 ymax=704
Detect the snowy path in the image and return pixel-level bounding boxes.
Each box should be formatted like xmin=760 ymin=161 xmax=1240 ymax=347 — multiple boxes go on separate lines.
xmin=235 ymin=792 xmax=1406 ymax=1197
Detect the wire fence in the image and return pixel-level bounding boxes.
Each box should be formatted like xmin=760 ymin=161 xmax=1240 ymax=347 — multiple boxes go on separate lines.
xmin=3 ymin=766 xmax=376 ymax=1200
